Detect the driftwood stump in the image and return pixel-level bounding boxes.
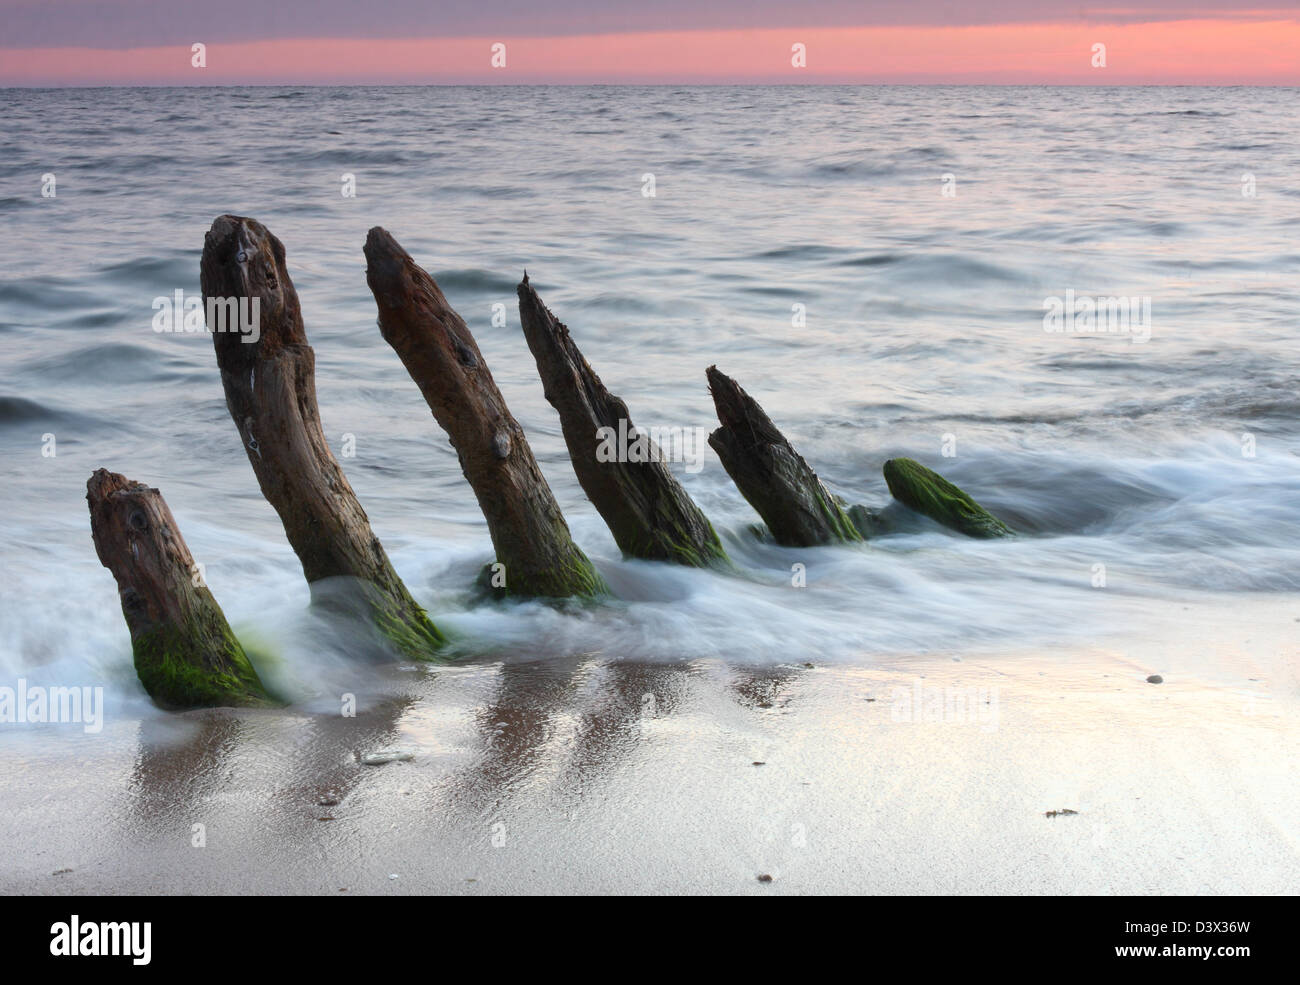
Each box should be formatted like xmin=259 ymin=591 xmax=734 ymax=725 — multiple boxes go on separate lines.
xmin=200 ymin=215 xmax=445 ymax=658
xmin=87 ymin=469 xmax=273 ymax=708
xmin=883 ymin=458 xmax=1013 ymax=538
xmin=363 ymin=228 xmax=606 ymax=599
xmin=516 ymin=276 xmax=726 ymax=567
xmin=706 ymin=366 xmax=862 ymax=547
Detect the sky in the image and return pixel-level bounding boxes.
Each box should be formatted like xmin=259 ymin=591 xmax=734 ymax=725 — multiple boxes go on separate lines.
xmin=0 ymin=1 xmax=1297 ymax=85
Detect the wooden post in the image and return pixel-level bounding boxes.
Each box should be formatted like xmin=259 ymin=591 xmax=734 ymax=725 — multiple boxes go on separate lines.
xmin=87 ymin=469 xmax=273 ymax=708
xmin=363 ymin=228 xmax=606 ymax=599
xmin=706 ymin=366 xmax=862 ymax=547
xmin=516 ymin=276 xmax=726 ymax=567
xmin=882 ymin=458 xmax=1013 ymax=538
xmin=199 ymin=214 xmax=445 ymax=658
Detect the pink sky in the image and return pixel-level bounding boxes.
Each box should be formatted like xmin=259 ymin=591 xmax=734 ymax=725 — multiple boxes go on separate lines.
xmin=1 ymin=18 xmax=1297 ymax=85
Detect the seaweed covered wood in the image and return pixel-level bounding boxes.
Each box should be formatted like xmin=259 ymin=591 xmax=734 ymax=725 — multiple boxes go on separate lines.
xmin=87 ymin=469 xmax=273 ymax=708
xmin=882 ymin=458 xmax=1013 ymax=538
xmin=200 ymin=215 xmax=445 ymax=659
xmin=516 ymin=276 xmax=726 ymax=567
xmin=706 ymin=366 xmax=862 ymax=547
xmin=363 ymin=228 xmax=606 ymax=599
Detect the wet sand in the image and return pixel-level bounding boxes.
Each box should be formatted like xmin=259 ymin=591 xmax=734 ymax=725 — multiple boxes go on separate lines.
xmin=2 ymin=613 xmax=1297 ymax=895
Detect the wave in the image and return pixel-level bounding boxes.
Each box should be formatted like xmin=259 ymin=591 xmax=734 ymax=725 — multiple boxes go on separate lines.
xmin=0 ymin=395 xmax=65 ymax=425
xmin=21 ymin=341 xmax=184 ymax=385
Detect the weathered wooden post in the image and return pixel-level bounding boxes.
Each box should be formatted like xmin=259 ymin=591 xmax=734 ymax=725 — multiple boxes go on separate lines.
xmin=363 ymin=228 xmax=606 ymax=599
xmin=87 ymin=468 xmax=274 ymax=708
xmin=200 ymin=215 xmax=445 ymax=658
xmin=706 ymin=366 xmax=863 ymax=547
xmin=882 ymin=458 xmax=1012 ymax=538
xmin=516 ymin=276 xmax=726 ymax=567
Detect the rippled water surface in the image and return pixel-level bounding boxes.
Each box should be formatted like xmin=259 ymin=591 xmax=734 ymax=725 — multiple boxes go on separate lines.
xmin=1 ymin=85 xmax=1298 ymax=716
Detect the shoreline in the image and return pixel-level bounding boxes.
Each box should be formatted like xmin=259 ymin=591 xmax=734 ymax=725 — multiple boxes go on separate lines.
xmin=2 ymin=634 xmax=1295 ymax=895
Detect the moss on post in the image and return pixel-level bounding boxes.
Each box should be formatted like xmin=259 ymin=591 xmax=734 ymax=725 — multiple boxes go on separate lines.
xmin=706 ymin=366 xmax=862 ymax=547
xmin=516 ymin=276 xmax=727 ymax=568
xmin=364 ymin=227 xmax=607 ymax=600
xmin=882 ymin=458 xmax=1013 ymax=538
xmin=132 ymin=622 xmax=271 ymax=709
xmin=200 ymin=214 xmax=446 ymax=660
xmin=87 ymin=469 xmax=275 ymax=709
xmin=847 ymin=503 xmax=890 ymax=539
xmin=365 ymin=583 xmax=447 ymax=657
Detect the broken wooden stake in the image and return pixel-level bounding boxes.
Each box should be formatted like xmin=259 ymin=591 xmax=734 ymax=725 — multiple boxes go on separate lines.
xmin=706 ymin=366 xmax=862 ymax=547
xmin=87 ymin=468 xmax=274 ymax=709
xmin=516 ymin=276 xmax=726 ymax=567
xmin=200 ymin=215 xmax=445 ymax=659
xmin=363 ymin=228 xmax=607 ymax=599
xmin=882 ymin=458 xmax=1013 ymax=538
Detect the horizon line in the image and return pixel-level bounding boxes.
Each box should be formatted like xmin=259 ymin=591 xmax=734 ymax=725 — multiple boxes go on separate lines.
xmin=4 ymin=81 xmax=1299 ymax=90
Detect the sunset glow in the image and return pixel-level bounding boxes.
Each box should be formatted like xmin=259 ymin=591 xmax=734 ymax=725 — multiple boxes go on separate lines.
xmin=2 ymin=17 xmax=1297 ymax=85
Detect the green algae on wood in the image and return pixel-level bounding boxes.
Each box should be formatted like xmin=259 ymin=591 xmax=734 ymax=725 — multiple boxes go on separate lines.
xmin=516 ymin=275 xmax=727 ymax=568
xmin=86 ymin=468 xmax=275 ymax=709
xmin=706 ymin=366 xmax=862 ymax=547
xmin=847 ymin=503 xmax=891 ymax=539
xmin=132 ymin=622 xmax=271 ymax=709
xmin=200 ymin=214 xmax=446 ymax=660
xmin=475 ymin=551 xmax=610 ymax=601
xmin=881 ymin=458 xmax=1013 ymax=538
xmin=364 ymin=227 xmax=607 ymax=600
xmin=363 ymin=582 xmax=448 ymax=657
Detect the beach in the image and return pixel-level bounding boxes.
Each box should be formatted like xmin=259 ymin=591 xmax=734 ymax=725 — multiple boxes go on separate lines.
xmin=3 ymin=590 xmax=1295 ymax=895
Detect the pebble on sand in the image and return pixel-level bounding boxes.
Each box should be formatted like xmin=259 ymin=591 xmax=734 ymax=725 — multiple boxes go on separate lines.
xmin=1146 ymin=675 xmax=1163 ymax=684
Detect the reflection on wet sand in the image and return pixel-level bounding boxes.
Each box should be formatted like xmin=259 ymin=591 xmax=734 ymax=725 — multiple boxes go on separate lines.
xmin=563 ymin=659 xmax=700 ymax=787
xmin=452 ymin=656 xmax=802 ymax=816
xmin=108 ymin=654 xmax=817 ymax=890
xmin=276 ymin=695 xmax=418 ymax=815
xmin=128 ymin=712 xmax=249 ymax=834
xmin=125 ymin=694 xmax=417 ymax=837
xmin=728 ymin=664 xmax=800 ymax=713
xmin=455 ymin=657 xmax=586 ymax=817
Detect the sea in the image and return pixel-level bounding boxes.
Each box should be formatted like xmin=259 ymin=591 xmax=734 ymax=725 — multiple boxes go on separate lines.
xmin=1 ymin=85 xmax=1297 ymax=723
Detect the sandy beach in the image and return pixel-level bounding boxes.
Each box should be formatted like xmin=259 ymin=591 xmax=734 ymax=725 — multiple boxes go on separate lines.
xmin=3 ymin=592 xmax=1295 ymax=896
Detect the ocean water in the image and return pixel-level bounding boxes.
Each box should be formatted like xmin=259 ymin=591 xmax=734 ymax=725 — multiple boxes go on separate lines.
xmin=1 ymin=85 xmax=1298 ymax=719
